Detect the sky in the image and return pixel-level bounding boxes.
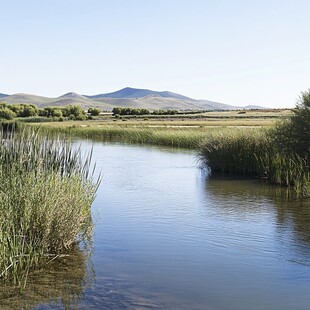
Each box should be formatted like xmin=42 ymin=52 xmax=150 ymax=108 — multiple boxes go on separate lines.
xmin=1 ymin=0 xmax=310 ymax=108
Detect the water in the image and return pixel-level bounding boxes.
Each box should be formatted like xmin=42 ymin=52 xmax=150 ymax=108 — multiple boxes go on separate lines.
xmin=1 ymin=141 xmax=309 ymax=309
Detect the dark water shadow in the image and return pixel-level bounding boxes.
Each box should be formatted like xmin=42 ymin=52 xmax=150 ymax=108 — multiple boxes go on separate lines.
xmin=0 ymin=244 xmax=94 ymax=310
xmin=203 ymin=175 xmax=310 ymax=265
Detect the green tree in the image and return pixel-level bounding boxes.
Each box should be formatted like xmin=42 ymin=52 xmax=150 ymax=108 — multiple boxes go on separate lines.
xmin=38 ymin=108 xmax=49 ymax=117
xmin=112 ymin=107 xmax=122 ymax=115
xmin=21 ymin=104 xmax=38 ymax=117
xmin=68 ymin=105 xmax=85 ymax=117
xmin=52 ymin=109 xmax=63 ymax=117
xmin=139 ymin=109 xmax=150 ymax=115
xmin=88 ymin=107 xmax=101 ymax=116
xmin=8 ymin=104 xmax=24 ymax=116
xmin=273 ymin=89 xmax=310 ymax=161
xmin=0 ymin=107 xmax=16 ymax=120
xmin=44 ymin=107 xmax=63 ymax=117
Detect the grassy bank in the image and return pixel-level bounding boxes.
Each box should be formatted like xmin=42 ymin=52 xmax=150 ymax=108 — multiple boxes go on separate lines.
xmin=23 ymin=100 xmax=309 ymax=197
xmin=0 ymin=129 xmax=98 ymax=287
xmin=200 ymin=91 xmax=310 ymax=197
xmin=26 ymin=120 xmax=268 ymax=149
xmin=199 ymin=130 xmax=309 ymax=197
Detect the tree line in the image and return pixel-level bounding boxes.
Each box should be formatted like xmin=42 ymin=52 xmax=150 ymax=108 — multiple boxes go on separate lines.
xmin=0 ymin=103 xmax=179 ymax=121
xmin=0 ymin=103 xmax=101 ymax=120
xmin=112 ymin=107 xmax=178 ymax=116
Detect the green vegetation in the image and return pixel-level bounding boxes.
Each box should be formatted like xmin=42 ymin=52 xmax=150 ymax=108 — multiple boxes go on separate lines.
xmin=0 ymin=245 xmax=93 ymax=309
xmin=0 ymin=103 xmax=88 ymax=121
xmin=88 ymin=107 xmax=101 ymax=116
xmin=272 ymin=89 xmax=310 ymax=161
xmin=200 ymin=90 xmax=310 ymax=197
xmin=0 ymin=107 xmax=16 ymax=120
xmin=6 ymin=96 xmax=307 ymax=196
xmin=112 ymin=107 xmax=151 ymax=116
xmin=40 ymin=104 xmax=87 ymax=120
xmin=199 ymin=130 xmax=270 ymax=175
xmin=30 ymin=124 xmax=213 ymax=148
xmin=0 ymin=129 xmax=99 ymax=287
xmin=112 ymin=107 xmax=178 ymax=116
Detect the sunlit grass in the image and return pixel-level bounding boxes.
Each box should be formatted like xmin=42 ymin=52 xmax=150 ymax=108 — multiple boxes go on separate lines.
xmin=0 ymin=129 xmax=99 ymax=287
xmin=199 ymin=130 xmax=309 ymax=197
xmin=24 ymin=114 xmax=309 ymax=197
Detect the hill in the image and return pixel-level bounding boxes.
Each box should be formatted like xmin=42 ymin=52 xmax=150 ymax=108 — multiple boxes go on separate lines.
xmin=86 ymin=87 xmax=192 ymax=100
xmin=0 ymin=93 xmax=8 ymax=99
xmin=0 ymin=88 xmax=266 ymax=111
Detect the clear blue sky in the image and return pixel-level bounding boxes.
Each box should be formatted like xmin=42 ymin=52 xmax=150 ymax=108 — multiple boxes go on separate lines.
xmin=1 ymin=0 xmax=309 ymax=107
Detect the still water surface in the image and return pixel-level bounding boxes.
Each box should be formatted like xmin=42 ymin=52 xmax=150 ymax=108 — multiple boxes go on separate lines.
xmin=1 ymin=141 xmax=309 ymax=309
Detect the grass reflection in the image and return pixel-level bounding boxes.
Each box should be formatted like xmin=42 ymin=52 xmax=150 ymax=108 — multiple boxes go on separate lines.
xmin=0 ymin=244 xmax=94 ymax=310
xmin=204 ymin=176 xmax=310 ymax=263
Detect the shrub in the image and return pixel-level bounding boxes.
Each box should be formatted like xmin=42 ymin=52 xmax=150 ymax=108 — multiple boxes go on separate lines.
xmin=9 ymin=104 xmax=39 ymax=117
xmin=0 ymin=107 xmax=16 ymax=120
xmin=88 ymin=107 xmax=101 ymax=116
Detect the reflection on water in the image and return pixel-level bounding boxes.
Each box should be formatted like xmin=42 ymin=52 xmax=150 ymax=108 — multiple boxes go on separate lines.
xmin=205 ymin=176 xmax=310 ymax=266
xmin=0 ymin=245 xmax=94 ymax=310
xmin=1 ymin=142 xmax=309 ymax=309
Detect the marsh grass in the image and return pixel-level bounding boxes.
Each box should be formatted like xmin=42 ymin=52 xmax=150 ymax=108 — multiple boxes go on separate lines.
xmin=25 ymin=121 xmax=309 ymax=196
xmin=199 ymin=130 xmax=269 ymax=175
xmin=0 ymin=128 xmax=99 ymax=287
xmin=199 ymin=130 xmax=309 ymax=197
xmin=257 ymin=152 xmax=309 ymax=196
xmin=29 ymin=124 xmax=246 ymax=149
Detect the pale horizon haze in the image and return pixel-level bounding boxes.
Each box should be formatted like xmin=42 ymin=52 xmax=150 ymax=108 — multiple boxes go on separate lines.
xmin=1 ymin=0 xmax=310 ymax=108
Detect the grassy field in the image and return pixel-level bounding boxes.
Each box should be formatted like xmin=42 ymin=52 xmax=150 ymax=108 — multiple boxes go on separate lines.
xmin=30 ymin=108 xmax=290 ymax=127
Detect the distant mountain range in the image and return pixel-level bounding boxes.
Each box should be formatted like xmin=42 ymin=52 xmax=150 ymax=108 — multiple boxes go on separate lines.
xmin=0 ymin=87 xmax=265 ymax=111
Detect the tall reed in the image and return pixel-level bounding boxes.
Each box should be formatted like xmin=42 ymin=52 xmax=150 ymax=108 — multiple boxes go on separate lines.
xmin=199 ymin=129 xmax=309 ymax=197
xmin=0 ymin=128 xmax=99 ymax=286
xmin=199 ymin=130 xmax=269 ymax=176
xmin=29 ymin=124 xmax=213 ymax=149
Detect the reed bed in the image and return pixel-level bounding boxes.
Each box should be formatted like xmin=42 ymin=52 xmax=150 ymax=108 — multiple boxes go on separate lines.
xmin=0 ymin=129 xmax=99 ymax=287
xmin=31 ymin=124 xmax=217 ymax=149
xmin=26 ymin=121 xmax=309 ymax=196
xmin=199 ymin=130 xmax=309 ymax=197
xmin=199 ymin=130 xmax=269 ymax=175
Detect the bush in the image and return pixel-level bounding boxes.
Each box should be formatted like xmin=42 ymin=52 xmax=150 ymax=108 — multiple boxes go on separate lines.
xmin=88 ymin=107 xmax=101 ymax=116
xmin=0 ymin=107 xmax=16 ymax=120
xmin=76 ymin=114 xmax=87 ymax=121
xmin=62 ymin=105 xmax=85 ymax=118
xmin=9 ymin=104 xmax=38 ymax=117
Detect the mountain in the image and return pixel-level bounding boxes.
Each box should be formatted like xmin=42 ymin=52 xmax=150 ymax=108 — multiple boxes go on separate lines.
xmin=1 ymin=93 xmax=53 ymax=106
xmin=0 ymin=88 xmax=266 ymax=111
xmin=51 ymin=92 xmax=109 ymax=109
xmin=0 ymin=93 xmax=112 ymax=110
xmin=243 ymin=105 xmax=267 ymax=110
xmin=86 ymin=87 xmax=192 ymax=100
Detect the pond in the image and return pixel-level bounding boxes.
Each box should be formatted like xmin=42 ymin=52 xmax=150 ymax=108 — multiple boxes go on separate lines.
xmin=1 ymin=141 xmax=309 ymax=309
